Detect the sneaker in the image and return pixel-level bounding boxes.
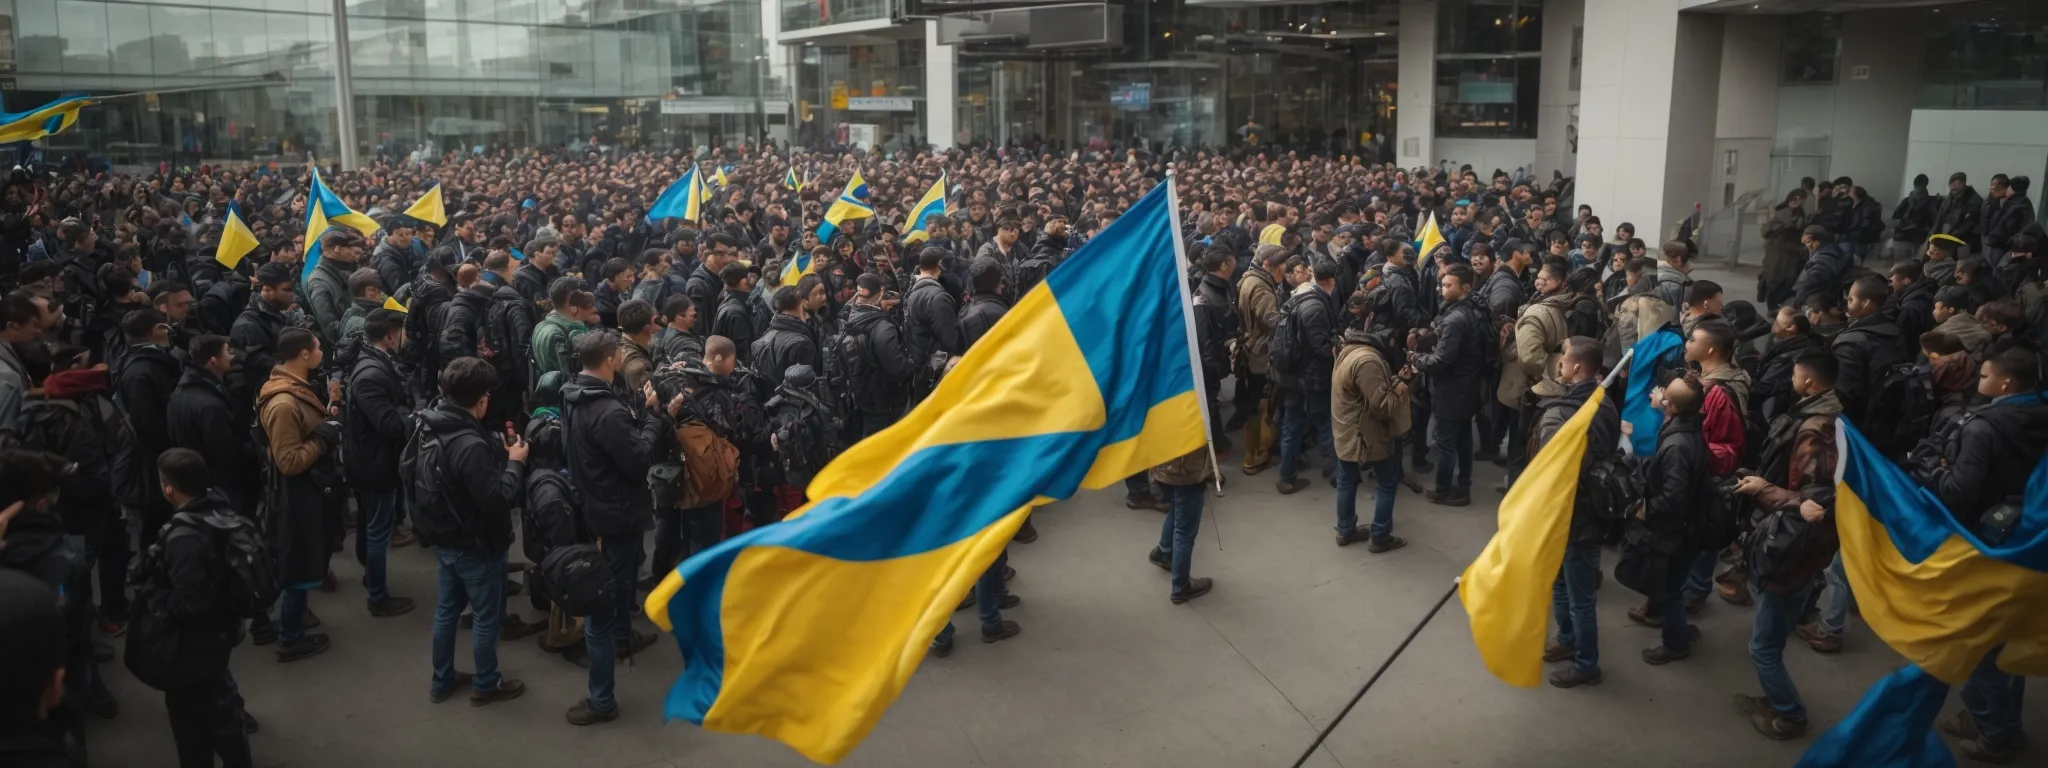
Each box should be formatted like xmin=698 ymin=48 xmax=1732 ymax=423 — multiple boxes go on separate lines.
xmin=1424 ymin=489 xmax=1470 ymax=507
xmin=1548 ymin=666 xmax=1601 ymax=689
xmin=1685 ymin=596 xmax=1707 ymax=616
xmin=1125 ymin=495 xmax=1169 ymax=512
xmin=390 ymin=527 xmax=415 ymax=548
xmin=99 ymin=618 xmax=128 ymax=638
xmin=470 ymin=678 xmax=526 ymax=707
xmin=1276 ymin=478 xmax=1311 ymax=495
xmin=1751 ymin=713 xmax=1808 ymax=740
xmin=1334 ymin=530 xmax=1369 ymax=547
xmin=1542 ymin=643 xmax=1576 ymax=663
xmin=1626 ymin=602 xmax=1661 ymax=627
xmin=1242 ymin=461 xmax=1271 ymax=476
xmin=276 ymin=634 xmax=332 ymax=663
xmin=1003 ymin=565 xmax=1017 ymax=582
xmin=1400 ymin=475 xmax=1426 ymax=493
xmin=1171 ymin=577 xmax=1214 ymax=605
xmin=1733 ymin=693 xmax=1774 ymax=718
xmin=566 ymin=699 xmax=619 ymax=726
xmin=997 ymin=594 xmax=1022 ymax=610
xmin=429 ymin=671 xmax=475 ymax=703
xmin=1958 ymin=738 xmax=2019 ymax=764
xmin=1716 ymin=579 xmax=1754 ymax=606
xmin=955 ymin=592 xmax=977 ymax=611
xmin=1148 ymin=549 xmax=1172 ymax=572
xmin=250 ymin=622 xmax=277 ymax=647
xmin=1367 ymin=536 xmax=1408 ymax=554
xmin=1012 ymin=519 xmax=1039 ymax=544
xmin=1937 ymin=710 xmax=1980 ymax=741
xmin=503 ymin=615 xmax=547 ymax=642
xmin=1794 ymin=623 xmax=1842 ymax=654
xmin=929 ymin=638 xmax=954 ymax=658
xmin=1642 ymin=645 xmax=1692 ymax=665
xmin=980 ymin=620 xmax=1022 ymax=643
xmin=369 ymin=597 xmax=416 ymax=618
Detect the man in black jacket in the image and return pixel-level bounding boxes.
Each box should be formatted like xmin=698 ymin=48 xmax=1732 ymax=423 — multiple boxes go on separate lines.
xmin=150 ymin=449 xmax=255 ymax=768
xmin=1539 ymin=338 xmax=1621 ymax=689
xmin=482 ymin=251 xmax=536 ymax=428
xmin=904 ymin=248 xmax=964 ymax=362
xmin=228 ymin=261 xmax=298 ymax=412
xmin=1413 ymin=263 xmax=1488 ymax=505
xmin=421 ymin=357 xmax=529 ymax=708
xmin=561 ymin=332 xmax=677 ymax=726
xmin=752 ymin=286 xmax=819 ymax=392
xmin=1935 ymin=172 xmax=1985 ymax=255
xmin=1640 ymin=377 xmax=1711 ymax=666
xmin=167 ymin=335 xmax=260 ymax=513
xmin=439 ymin=280 xmax=499 ymax=374
xmin=1192 ymin=246 xmax=1237 ymax=453
xmin=711 ymin=263 xmax=760 ymax=368
xmin=1791 ymin=226 xmax=1854 ymax=312
xmin=685 ymin=234 xmax=744 ymax=340
xmin=371 ymin=220 xmax=416 ymax=298
xmin=1275 ymin=259 xmax=1338 ymax=495
xmin=653 ymin=295 xmax=702 ymax=369
xmin=513 ymin=234 xmax=563 ymax=311
xmin=1751 ymin=306 xmax=1821 ymax=424
xmin=1885 ymin=260 xmax=1938 ymax=347
xmin=843 ymin=274 xmax=920 ymax=438
xmin=404 ymin=253 xmax=459 ymax=402
xmin=1830 ymin=276 xmax=1906 ymax=424
xmin=114 ymin=309 xmax=182 ymax=566
xmin=1373 ymin=241 xmax=1433 ymax=467
xmin=1981 ymin=175 xmax=2035 ymax=269
xmin=344 ymin=311 xmax=416 ymax=618
xmin=958 ymin=257 xmax=1009 ymax=349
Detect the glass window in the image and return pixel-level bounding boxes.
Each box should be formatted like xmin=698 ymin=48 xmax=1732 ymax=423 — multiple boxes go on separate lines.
xmin=16 ymin=0 xmax=61 ymax=74
xmin=1780 ymin=12 xmax=1839 ymax=85
xmin=1437 ymin=0 xmax=1540 ymax=56
xmin=107 ymin=3 xmax=150 ymax=75
xmin=149 ymin=4 xmax=210 ymax=76
xmin=55 ymin=0 xmax=108 ymax=75
xmin=1569 ymin=25 xmax=1581 ymax=91
xmin=211 ymin=8 xmax=276 ymax=78
xmin=1917 ymin=1 xmax=2047 ymax=110
xmin=1434 ymin=0 xmax=1540 ymax=139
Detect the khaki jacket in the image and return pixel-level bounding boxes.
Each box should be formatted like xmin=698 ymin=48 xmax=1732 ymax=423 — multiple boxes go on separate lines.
xmin=1332 ymin=334 xmax=1409 ymax=463
xmin=1150 ymin=446 xmax=1213 ymax=486
xmin=622 ymin=335 xmax=654 ymax=394
xmin=258 ymin=367 xmax=328 ymax=477
xmin=1503 ymin=292 xmax=1572 ymax=405
xmin=1236 ymin=268 xmax=1280 ymax=376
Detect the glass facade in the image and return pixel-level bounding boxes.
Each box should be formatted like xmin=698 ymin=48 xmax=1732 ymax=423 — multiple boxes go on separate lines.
xmin=1433 ymin=0 xmax=1540 ymax=139
xmin=795 ymin=38 xmax=926 ymax=150
xmin=1918 ymin=0 xmax=2048 ymax=110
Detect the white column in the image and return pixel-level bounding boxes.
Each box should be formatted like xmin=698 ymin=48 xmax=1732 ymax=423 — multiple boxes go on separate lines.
xmin=1709 ymin=14 xmax=1779 ymax=219
xmin=925 ymin=21 xmax=956 ymax=151
xmin=1833 ymin=9 xmax=1924 ymax=205
xmin=1396 ymin=0 xmax=1436 ymax=169
xmin=329 ymin=0 xmax=357 ymax=170
xmin=1534 ymin=0 xmax=1583 ymax=182
xmin=1575 ymin=0 xmax=1720 ymax=243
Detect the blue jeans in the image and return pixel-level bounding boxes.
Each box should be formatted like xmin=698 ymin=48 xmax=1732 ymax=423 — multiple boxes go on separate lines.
xmin=1550 ymin=542 xmax=1601 ymax=675
xmin=584 ymin=530 xmax=644 ymax=713
xmin=934 ymin=550 xmax=1008 ymax=646
xmin=279 ymin=588 xmax=310 ymax=643
xmin=1431 ymin=414 xmax=1473 ymax=492
xmin=1749 ymin=575 xmax=1821 ymax=720
xmin=1658 ymin=549 xmax=1696 ymax=651
xmin=431 ymin=548 xmax=507 ymax=695
xmin=1680 ymin=549 xmax=1718 ymax=603
xmin=1278 ymin=388 xmax=1335 ymax=483
xmin=356 ymin=489 xmax=398 ymax=605
xmin=1335 ymin=456 xmax=1401 ymax=540
xmin=1961 ymin=645 xmax=2027 ymax=751
xmin=1817 ymin=552 xmax=1855 ymax=636
xmin=1154 ymin=482 xmax=1205 ymax=596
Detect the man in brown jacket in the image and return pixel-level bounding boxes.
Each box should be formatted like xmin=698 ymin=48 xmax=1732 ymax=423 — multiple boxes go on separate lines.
xmin=1234 ymin=245 xmax=1287 ymax=473
xmin=1503 ymin=260 xmax=1574 ymax=484
xmin=258 ymin=328 xmax=341 ymax=663
xmin=1146 ymin=447 xmax=1214 ymax=604
xmin=1331 ymin=291 xmax=1410 ymax=552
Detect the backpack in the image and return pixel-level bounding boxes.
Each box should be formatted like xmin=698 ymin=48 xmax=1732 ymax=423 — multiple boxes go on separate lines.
xmin=674 ymin=420 xmax=740 ymax=507
xmin=483 ymin=297 xmax=531 ymax=385
xmin=1863 ymin=362 xmax=1937 ymax=458
xmin=1580 ymin=453 xmax=1642 ymax=522
xmin=1686 ymin=477 xmax=1745 ymax=553
xmin=1013 ymin=254 xmax=1055 ymax=298
xmin=19 ymin=398 xmax=121 ymax=514
xmin=399 ymin=419 xmax=473 ymax=550
xmin=124 ymin=540 xmax=210 ymax=691
xmin=540 ymin=543 xmax=615 ymax=618
xmin=770 ymin=395 xmax=834 ymax=488
xmin=522 ymin=469 xmax=584 ymax=584
xmin=1267 ymin=292 xmax=1315 ymax=376
xmin=125 ymin=512 xmax=277 ymax=689
xmin=1470 ymin=301 xmax=1501 ymax=376
xmin=823 ymin=328 xmax=868 ymax=412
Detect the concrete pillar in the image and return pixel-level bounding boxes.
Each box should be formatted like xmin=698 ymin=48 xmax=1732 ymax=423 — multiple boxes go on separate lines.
xmin=1832 ymin=9 xmax=1923 ymax=204
xmin=1708 ymin=14 xmax=1779 ymax=218
xmin=1534 ymin=0 xmax=1583 ymax=183
xmin=1396 ymin=0 xmax=1435 ymax=168
xmin=329 ymin=0 xmax=357 ymax=170
xmin=1575 ymin=0 xmax=1721 ymax=243
xmin=925 ymin=21 xmax=956 ymax=150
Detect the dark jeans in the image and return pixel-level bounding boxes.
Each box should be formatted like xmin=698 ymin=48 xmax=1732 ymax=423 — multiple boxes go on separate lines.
xmin=1496 ymin=403 xmax=1530 ymax=482
xmin=651 ymin=502 xmax=724 ymax=580
xmin=356 ymin=489 xmax=398 ymax=605
xmin=1123 ymin=473 xmax=1155 ymax=503
xmin=1656 ymin=548 xmax=1697 ymax=651
xmin=1749 ymin=575 xmax=1821 ymax=721
xmin=1961 ymin=645 xmax=2027 ymax=751
xmin=1431 ymin=414 xmax=1474 ymax=492
xmin=279 ymin=587 xmax=310 ymax=643
xmin=1335 ymin=456 xmax=1400 ymax=540
xmin=1680 ymin=549 xmax=1718 ymax=603
xmin=857 ymin=407 xmax=898 ymax=440
xmin=431 ymin=547 xmax=507 ymax=695
xmin=1278 ymin=388 xmax=1335 ymax=483
xmin=585 ymin=530 xmax=645 ymax=713
xmin=1409 ymin=398 xmax=1432 ymax=463
xmin=1550 ymin=541 xmax=1601 ymax=675
xmin=164 ymin=669 xmax=252 ymax=768
xmin=1153 ymin=482 xmax=1205 ymax=596
xmin=934 ymin=549 xmax=1008 ymax=645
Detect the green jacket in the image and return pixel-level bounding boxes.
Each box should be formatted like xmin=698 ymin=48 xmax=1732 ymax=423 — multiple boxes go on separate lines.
xmin=531 ymin=312 xmax=589 ymax=379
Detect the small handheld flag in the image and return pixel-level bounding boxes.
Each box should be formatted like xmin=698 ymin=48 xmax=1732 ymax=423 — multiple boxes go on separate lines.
xmin=215 ymin=203 xmax=261 ymax=270
xmin=382 ymin=296 xmax=409 ymax=313
xmin=900 ymin=175 xmax=949 ymax=246
xmin=404 ymin=183 xmax=448 ymax=227
xmin=813 ymin=171 xmax=874 ymax=246
xmin=648 ymin=166 xmax=709 ymax=223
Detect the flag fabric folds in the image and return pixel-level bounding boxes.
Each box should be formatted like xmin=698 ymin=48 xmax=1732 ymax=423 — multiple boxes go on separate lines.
xmin=215 ymin=203 xmax=261 ymax=270
xmin=648 ymin=166 xmax=710 ymax=223
xmin=1458 ymin=384 xmax=1608 ymax=688
xmin=714 ymin=167 xmax=730 ymax=188
xmin=783 ymin=167 xmax=803 ymax=192
xmin=643 ymin=180 xmax=1206 ymax=764
xmin=301 ymin=169 xmax=381 ymax=282
xmin=404 ymin=182 xmax=448 ymax=227
xmin=1414 ymin=212 xmax=1447 ymax=260
xmin=1620 ymin=328 xmax=1682 ymax=456
xmin=0 ymin=96 xmax=89 ymax=144
xmin=900 ymin=175 xmax=948 ymax=246
xmin=813 ymin=171 xmax=873 ymax=246
xmin=1799 ymin=416 xmax=2048 ymax=767
xmin=382 ymin=296 xmax=409 ymax=313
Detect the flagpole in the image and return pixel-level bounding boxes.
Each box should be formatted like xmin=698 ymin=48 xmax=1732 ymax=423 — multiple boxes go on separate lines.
xmin=1162 ymin=173 xmax=1227 ymax=551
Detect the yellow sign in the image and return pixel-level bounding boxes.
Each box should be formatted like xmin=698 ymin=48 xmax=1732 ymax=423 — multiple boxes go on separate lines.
xmin=830 ymin=82 xmax=848 ymax=110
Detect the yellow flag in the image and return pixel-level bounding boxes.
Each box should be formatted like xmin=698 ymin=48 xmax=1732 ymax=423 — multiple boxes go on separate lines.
xmin=382 ymin=296 xmax=409 ymax=313
xmin=404 ymin=183 xmax=448 ymax=227
xmin=216 ymin=203 xmax=260 ymax=270
xmin=1458 ymin=386 xmax=1607 ymax=687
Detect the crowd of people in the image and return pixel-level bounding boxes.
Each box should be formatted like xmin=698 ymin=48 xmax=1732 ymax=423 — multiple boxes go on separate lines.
xmin=0 ymin=143 xmax=2043 ymax=767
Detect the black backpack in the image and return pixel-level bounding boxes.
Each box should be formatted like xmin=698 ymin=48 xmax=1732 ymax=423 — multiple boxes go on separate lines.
xmin=1687 ymin=477 xmax=1745 ymax=553
xmin=823 ymin=327 xmax=868 ymax=410
xmin=125 ymin=512 xmax=277 ymax=690
xmin=484 ymin=297 xmax=532 ymax=385
xmin=1581 ymin=453 xmax=1643 ymax=522
xmin=1864 ymin=362 xmax=1936 ymax=458
xmin=1013 ymin=254 xmax=1055 ymax=298
xmin=19 ymin=397 xmax=122 ymax=515
xmin=541 ymin=543 xmax=616 ymax=618
xmin=1267 ymin=292 xmax=1315 ymax=376
xmin=400 ymin=419 xmax=473 ymax=550
xmin=769 ymin=393 xmax=835 ymax=488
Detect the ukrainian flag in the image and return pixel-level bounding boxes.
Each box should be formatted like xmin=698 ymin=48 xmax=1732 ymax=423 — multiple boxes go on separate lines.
xmin=900 ymin=175 xmax=948 ymax=246
xmin=404 ymin=182 xmax=448 ymax=227
xmin=0 ymin=95 xmax=89 ymax=144
xmin=645 ymin=180 xmax=1207 ymax=764
xmin=1799 ymin=416 xmax=2048 ymax=767
xmin=783 ymin=166 xmax=803 ymax=193
xmin=1621 ymin=327 xmax=1683 ymax=455
xmin=215 ymin=202 xmax=261 ymax=270
xmin=300 ymin=169 xmax=378 ymax=282
xmin=813 ymin=171 xmax=873 ymax=246
xmin=714 ymin=167 xmax=730 ymax=188
xmin=648 ymin=166 xmax=708 ymax=223
xmin=1414 ymin=212 xmax=1447 ymax=261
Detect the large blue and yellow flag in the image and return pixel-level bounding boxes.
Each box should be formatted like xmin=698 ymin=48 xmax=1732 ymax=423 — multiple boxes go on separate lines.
xmin=1414 ymin=212 xmax=1447 ymax=261
xmin=403 ymin=182 xmax=448 ymax=227
xmin=645 ymin=180 xmax=1206 ymax=764
xmin=1621 ymin=327 xmax=1683 ymax=455
xmin=301 ymin=169 xmax=380 ymax=281
xmin=813 ymin=171 xmax=873 ymax=246
xmin=900 ymin=174 xmax=949 ymax=246
xmin=215 ymin=202 xmax=261 ymax=270
xmin=0 ymin=95 xmax=89 ymax=144
xmin=1799 ymin=414 xmax=2048 ymax=768
xmin=648 ymin=165 xmax=710 ymax=223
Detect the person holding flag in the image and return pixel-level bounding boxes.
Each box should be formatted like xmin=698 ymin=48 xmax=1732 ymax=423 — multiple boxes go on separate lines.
xmin=790 ymin=171 xmax=871 ymax=285
xmin=215 ymin=202 xmax=262 ymax=271
xmin=901 ymin=174 xmax=949 ymax=246
xmin=647 ymin=165 xmax=710 ymax=224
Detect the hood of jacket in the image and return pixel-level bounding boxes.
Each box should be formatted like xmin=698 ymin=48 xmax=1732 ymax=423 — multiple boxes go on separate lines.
xmin=560 ymin=372 xmax=620 ymax=408
xmin=258 ymin=367 xmax=323 ymax=410
xmin=843 ymin=302 xmax=890 ymax=334
xmin=453 ymin=283 xmax=495 ymax=314
xmin=537 ymin=311 xmax=586 ymax=335
xmin=174 ymin=487 xmax=240 ymax=525
xmin=1537 ymin=377 xmax=1601 ymax=412
xmin=43 ymin=368 xmax=111 ymax=399
xmin=419 ymin=399 xmax=483 ymax=436
xmin=1339 ymin=325 xmax=1397 ymax=358
xmin=1790 ymin=388 xmax=1844 ymax=419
